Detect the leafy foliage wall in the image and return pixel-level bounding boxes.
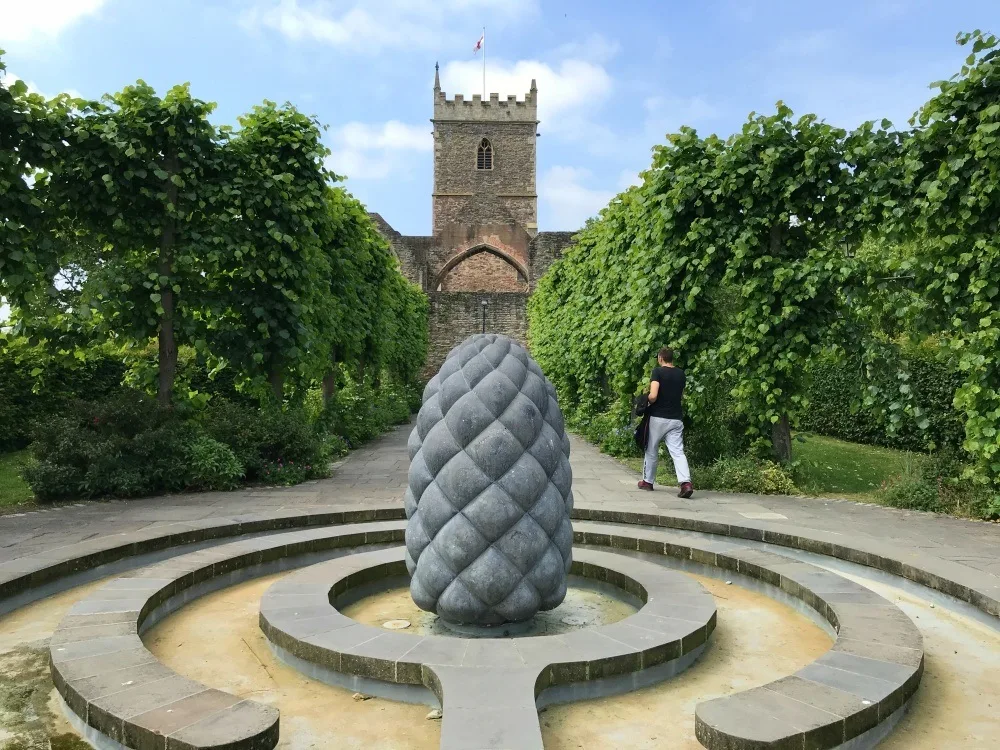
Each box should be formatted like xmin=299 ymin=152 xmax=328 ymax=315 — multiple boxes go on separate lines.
xmin=0 ymin=53 xmax=428 ymax=411
xmin=529 ymin=31 xmax=1000 ymax=512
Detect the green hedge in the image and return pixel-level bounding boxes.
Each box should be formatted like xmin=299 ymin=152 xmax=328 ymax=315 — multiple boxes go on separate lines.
xmin=0 ymin=345 xmax=126 ymax=452
xmin=799 ymin=348 xmax=965 ymax=453
xmin=0 ymin=343 xmax=249 ymax=452
xmin=19 ymin=377 xmax=419 ymax=502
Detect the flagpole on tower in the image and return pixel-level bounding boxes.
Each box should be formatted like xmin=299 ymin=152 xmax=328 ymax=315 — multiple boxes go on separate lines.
xmin=482 ymin=26 xmax=486 ymax=98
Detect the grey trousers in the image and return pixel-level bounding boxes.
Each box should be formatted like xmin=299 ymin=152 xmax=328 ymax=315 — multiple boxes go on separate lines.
xmin=643 ymin=417 xmax=691 ymax=485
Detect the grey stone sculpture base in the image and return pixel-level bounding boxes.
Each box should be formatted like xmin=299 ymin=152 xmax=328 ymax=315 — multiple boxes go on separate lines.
xmin=405 ymin=334 xmax=574 ymax=625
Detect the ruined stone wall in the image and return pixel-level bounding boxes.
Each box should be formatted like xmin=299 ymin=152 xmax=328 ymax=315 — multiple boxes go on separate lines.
xmin=528 ymin=231 xmax=576 ymax=290
xmin=425 ymin=292 xmax=528 ymax=376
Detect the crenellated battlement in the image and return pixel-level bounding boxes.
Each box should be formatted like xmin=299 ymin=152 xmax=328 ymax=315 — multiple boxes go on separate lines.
xmin=433 ymin=75 xmax=538 ymax=122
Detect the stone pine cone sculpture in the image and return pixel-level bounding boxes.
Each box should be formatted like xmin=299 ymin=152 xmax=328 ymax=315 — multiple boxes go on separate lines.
xmin=404 ymin=334 xmax=574 ymax=625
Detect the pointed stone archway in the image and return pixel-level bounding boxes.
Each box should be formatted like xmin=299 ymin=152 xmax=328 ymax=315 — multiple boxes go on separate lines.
xmin=433 ymin=243 xmax=530 ymax=292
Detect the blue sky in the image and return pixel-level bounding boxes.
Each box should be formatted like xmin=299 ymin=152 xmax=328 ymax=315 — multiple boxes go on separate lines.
xmin=2 ymin=0 xmax=998 ymax=237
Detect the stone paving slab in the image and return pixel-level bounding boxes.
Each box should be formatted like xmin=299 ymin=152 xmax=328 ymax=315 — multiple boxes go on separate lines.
xmin=2 ymin=424 xmax=997 ymax=623
xmin=0 ymin=422 xmax=996 ymax=748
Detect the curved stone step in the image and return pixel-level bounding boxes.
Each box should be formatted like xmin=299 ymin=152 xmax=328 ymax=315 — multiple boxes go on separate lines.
xmin=574 ymin=521 xmax=924 ymax=750
xmin=50 ymin=521 xmax=406 ymax=750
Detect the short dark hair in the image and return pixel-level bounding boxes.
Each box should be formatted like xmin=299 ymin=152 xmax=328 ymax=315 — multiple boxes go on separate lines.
xmin=658 ymin=347 xmax=674 ymax=363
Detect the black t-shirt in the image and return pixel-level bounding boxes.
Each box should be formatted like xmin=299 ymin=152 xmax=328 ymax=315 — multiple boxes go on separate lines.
xmin=648 ymin=366 xmax=685 ymax=420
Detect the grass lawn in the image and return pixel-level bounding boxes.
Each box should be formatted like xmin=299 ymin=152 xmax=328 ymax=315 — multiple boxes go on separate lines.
xmin=790 ymin=433 xmax=922 ymax=498
xmin=618 ymin=433 xmax=921 ymax=502
xmin=0 ymin=451 xmax=35 ymax=510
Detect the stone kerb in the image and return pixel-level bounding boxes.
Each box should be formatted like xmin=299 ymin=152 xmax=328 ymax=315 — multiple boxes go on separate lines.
xmin=571 ymin=506 xmax=1000 ymax=620
xmin=49 ymin=521 xmax=408 ymax=750
xmin=573 ymin=522 xmax=924 ymax=750
xmin=0 ymin=506 xmax=406 ymax=617
xmin=258 ymin=546 xmax=717 ymax=750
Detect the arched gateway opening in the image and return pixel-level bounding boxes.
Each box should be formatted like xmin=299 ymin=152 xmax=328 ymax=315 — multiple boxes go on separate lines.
xmin=434 ymin=244 xmax=529 ymax=292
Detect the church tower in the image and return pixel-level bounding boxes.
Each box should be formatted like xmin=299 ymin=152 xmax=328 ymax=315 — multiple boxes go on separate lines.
xmin=367 ymin=65 xmax=575 ymax=375
xmin=431 ymin=64 xmax=538 ymax=236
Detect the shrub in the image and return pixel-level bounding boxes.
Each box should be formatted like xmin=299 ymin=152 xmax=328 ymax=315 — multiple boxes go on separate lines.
xmin=322 ymin=433 xmax=350 ymax=461
xmin=319 ymin=375 xmax=415 ymax=448
xmin=23 ymin=391 xmax=194 ymax=501
xmin=0 ymin=342 xmax=127 ymax=452
xmin=185 ymin=436 xmax=244 ymax=491
xmin=697 ymin=455 xmax=799 ymax=495
xmin=874 ymin=448 xmax=994 ymax=516
xmin=876 ymin=474 xmax=943 ymax=513
xmin=260 ymin=458 xmax=313 ymax=486
xmin=684 ymin=381 xmax=752 ymax=467
xmin=573 ymin=406 xmax=639 ymax=458
xmin=201 ymin=399 xmax=329 ymax=481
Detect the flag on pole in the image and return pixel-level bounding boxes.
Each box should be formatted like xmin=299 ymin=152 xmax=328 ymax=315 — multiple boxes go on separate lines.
xmin=474 ymin=28 xmax=486 ymax=97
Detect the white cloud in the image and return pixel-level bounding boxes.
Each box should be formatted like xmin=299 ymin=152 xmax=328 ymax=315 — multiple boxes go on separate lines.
xmin=441 ymin=57 xmax=612 ymax=126
xmin=0 ymin=0 xmax=107 ymax=43
xmin=1 ymin=71 xmax=82 ymax=100
xmin=241 ymin=0 xmax=536 ymax=52
xmin=540 ymin=166 xmax=613 ymax=230
xmin=326 ymin=120 xmax=431 ymax=181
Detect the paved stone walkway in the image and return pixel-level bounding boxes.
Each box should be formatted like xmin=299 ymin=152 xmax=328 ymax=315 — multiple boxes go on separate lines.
xmin=1 ymin=423 xmax=998 ymax=602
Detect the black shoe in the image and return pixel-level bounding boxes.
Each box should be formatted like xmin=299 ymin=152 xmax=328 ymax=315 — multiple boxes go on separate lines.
xmin=678 ymin=482 xmax=693 ymax=499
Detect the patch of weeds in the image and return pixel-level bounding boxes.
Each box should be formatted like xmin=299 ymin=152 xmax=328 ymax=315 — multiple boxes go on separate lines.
xmin=0 ymin=646 xmax=90 ymax=749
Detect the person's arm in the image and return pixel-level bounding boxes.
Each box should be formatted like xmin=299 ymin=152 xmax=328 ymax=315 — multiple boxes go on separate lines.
xmin=648 ymin=379 xmax=660 ymax=403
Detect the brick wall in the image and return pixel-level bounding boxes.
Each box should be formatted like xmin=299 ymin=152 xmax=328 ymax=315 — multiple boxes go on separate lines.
xmin=425 ymin=292 xmax=529 ymax=376
xmin=440 ymin=252 xmax=528 ymax=292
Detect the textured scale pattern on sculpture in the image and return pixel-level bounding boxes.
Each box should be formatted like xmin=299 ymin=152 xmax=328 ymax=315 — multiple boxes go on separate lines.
xmin=405 ymin=334 xmax=574 ymax=625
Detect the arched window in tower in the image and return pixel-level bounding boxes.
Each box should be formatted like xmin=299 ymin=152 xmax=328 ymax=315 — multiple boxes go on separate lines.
xmin=476 ymin=138 xmax=493 ymax=170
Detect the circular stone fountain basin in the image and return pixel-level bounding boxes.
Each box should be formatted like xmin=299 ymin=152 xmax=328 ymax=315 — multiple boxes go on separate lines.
xmin=340 ymin=576 xmax=639 ymax=638
xmin=258 ymin=545 xmax=717 ymax=715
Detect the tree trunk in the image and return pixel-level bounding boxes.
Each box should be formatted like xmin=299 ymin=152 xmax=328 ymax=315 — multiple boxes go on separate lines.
xmin=323 ymin=353 xmax=339 ymax=405
xmin=769 ymin=222 xmax=784 ymax=256
xmin=269 ymin=370 xmax=284 ymax=402
xmin=772 ymin=414 xmax=792 ymax=463
xmin=768 ymin=223 xmax=792 ymax=463
xmin=157 ymin=156 xmax=180 ymax=408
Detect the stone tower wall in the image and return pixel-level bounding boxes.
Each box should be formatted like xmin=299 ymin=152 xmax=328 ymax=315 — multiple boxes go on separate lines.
xmin=432 ymin=91 xmax=538 ymax=235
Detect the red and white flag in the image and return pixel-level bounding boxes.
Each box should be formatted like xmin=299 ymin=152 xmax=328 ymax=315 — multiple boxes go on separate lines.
xmin=474 ymin=33 xmax=484 ymax=54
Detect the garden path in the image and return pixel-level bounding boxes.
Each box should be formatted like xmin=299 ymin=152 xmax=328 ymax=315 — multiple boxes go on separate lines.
xmin=1 ymin=423 xmax=997 ymax=604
